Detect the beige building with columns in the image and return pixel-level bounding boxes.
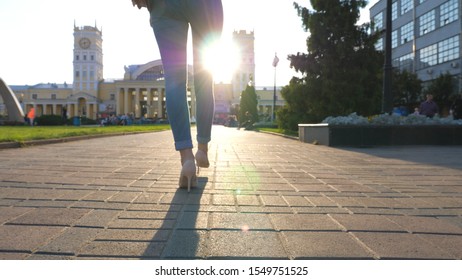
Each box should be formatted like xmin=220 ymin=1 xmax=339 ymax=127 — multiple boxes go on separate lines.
xmin=113 ymin=60 xmax=196 ymax=120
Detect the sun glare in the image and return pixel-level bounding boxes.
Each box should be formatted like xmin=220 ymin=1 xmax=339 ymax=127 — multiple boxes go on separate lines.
xmin=204 ymin=39 xmax=240 ymax=83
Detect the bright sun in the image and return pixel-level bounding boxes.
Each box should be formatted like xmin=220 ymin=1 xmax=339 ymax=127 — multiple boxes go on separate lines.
xmin=204 ymin=39 xmax=240 ymax=83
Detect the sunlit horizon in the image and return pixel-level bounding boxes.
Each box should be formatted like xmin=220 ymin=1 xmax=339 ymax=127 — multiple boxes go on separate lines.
xmin=0 ymin=0 xmax=377 ymax=87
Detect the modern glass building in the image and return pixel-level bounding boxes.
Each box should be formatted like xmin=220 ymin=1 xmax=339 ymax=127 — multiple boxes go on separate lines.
xmin=370 ymin=0 xmax=461 ymax=92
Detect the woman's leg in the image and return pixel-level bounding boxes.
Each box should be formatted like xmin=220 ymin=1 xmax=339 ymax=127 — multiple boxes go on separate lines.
xmin=188 ymin=0 xmax=224 ymax=147
xmin=150 ymin=4 xmax=193 ymax=152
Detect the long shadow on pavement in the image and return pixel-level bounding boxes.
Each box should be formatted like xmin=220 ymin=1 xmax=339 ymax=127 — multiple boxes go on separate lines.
xmin=143 ymin=177 xmax=208 ymax=259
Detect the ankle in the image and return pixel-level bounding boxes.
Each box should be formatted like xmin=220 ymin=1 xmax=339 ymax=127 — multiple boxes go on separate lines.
xmin=179 ymin=149 xmax=194 ymax=165
xmin=197 ymin=143 xmax=208 ymax=153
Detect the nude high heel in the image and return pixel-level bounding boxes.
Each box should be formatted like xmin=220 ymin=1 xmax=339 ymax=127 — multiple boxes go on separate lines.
xmin=195 ymin=149 xmax=209 ymax=174
xmin=179 ymin=160 xmax=197 ymax=192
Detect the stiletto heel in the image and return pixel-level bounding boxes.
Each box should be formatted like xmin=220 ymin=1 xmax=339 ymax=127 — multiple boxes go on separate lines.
xmin=179 ymin=160 xmax=197 ymax=192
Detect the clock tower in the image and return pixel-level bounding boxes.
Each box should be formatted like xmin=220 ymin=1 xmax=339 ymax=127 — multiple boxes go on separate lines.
xmin=73 ymin=23 xmax=103 ymax=96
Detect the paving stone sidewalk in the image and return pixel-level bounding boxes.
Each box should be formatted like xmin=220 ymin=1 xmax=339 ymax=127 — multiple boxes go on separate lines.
xmin=0 ymin=126 xmax=461 ymax=259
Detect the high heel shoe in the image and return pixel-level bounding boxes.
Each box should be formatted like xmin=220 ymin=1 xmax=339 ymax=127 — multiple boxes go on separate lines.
xmin=179 ymin=160 xmax=197 ymax=192
xmin=195 ymin=149 xmax=209 ymax=174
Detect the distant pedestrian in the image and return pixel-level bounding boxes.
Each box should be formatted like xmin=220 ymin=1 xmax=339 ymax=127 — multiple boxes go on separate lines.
xmin=62 ymin=107 xmax=68 ymax=123
xmin=240 ymin=111 xmax=254 ymax=130
xmin=419 ymin=94 xmax=439 ymax=118
xmin=450 ymin=93 xmax=462 ymax=120
xmin=27 ymin=107 xmax=35 ymax=126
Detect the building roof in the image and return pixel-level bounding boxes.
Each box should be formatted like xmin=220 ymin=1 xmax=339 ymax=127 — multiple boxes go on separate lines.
xmin=10 ymin=83 xmax=71 ymax=90
xmin=124 ymin=59 xmax=194 ymax=81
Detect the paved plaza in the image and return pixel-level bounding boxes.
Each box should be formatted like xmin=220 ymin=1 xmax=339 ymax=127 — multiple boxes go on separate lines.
xmin=0 ymin=125 xmax=461 ymax=259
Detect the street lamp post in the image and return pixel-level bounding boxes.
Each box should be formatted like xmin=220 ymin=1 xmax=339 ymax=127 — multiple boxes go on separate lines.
xmin=272 ymin=53 xmax=279 ymax=122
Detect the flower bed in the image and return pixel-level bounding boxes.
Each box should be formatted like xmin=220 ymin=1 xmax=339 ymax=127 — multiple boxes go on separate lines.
xmin=299 ymin=113 xmax=462 ymax=146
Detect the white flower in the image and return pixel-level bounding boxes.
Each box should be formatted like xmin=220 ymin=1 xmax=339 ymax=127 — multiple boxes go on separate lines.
xmin=322 ymin=113 xmax=369 ymax=125
xmin=322 ymin=113 xmax=462 ymax=125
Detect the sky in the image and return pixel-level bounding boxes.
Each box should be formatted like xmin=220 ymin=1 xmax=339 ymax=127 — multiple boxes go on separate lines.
xmin=0 ymin=0 xmax=378 ymax=87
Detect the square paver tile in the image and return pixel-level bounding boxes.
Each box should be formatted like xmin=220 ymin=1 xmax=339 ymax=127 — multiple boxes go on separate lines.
xmin=0 ymin=252 xmax=29 ymax=260
xmin=108 ymin=219 xmax=175 ymax=230
xmin=118 ymin=210 xmax=178 ymax=220
xmin=95 ymin=229 xmax=170 ymax=242
xmin=0 ymin=225 xmax=64 ymax=252
xmin=75 ymin=209 xmax=121 ymax=228
xmin=177 ymin=212 xmax=209 ymax=230
xmin=352 ymin=232 xmax=455 ymax=259
xmin=236 ymin=195 xmax=260 ymax=206
xmin=133 ymin=193 xmax=163 ymax=204
xmin=212 ymin=194 xmax=235 ymax=206
xmin=270 ymin=214 xmax=342 ymax=231
xmin=260 ymin=195 xmax=288 ymax=206
xmin=210 ymin=213 xmax=273 ymax=231
xmin=78 ymin=241 xmax=164 ymax=258
xmin=208 ymin=230 xmax=287 ymax=259
xmin=330 ymin=214 xmax=407 ymax=232
xmin=306 ymin=197 xmax=338 ymax=207
xmin=387 ymin=216 xmax=462 ymax=234
xmin=418 ymin=234 xmax=462 ymax=259
xmin=283 ymin=196 xmax=313 ymax=207
xmin=282 ymin=231 xmax=373 ymax=259
xmin=163 ymin=230 xmax=209 ymax=258
xmin=82 ymin=190 xmax=119 ymax=201
xmin=37 ymin=227 xmax=102 ymax=254
xmin=0 ymin=207 xmax=32 ymax=224
xmin=7 ymin=208 xmax=91 ymax=226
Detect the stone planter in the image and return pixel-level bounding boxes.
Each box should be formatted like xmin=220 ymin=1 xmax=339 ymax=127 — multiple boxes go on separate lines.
xmin=299 ymin=124 xmax=462 ymax=146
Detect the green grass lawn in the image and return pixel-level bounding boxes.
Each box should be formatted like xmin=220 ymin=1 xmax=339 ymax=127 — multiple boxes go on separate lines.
xmin=0 ymin=125 xmax=171 ymax=143
xmin=0 ymin=124 xmax=296 ymax=144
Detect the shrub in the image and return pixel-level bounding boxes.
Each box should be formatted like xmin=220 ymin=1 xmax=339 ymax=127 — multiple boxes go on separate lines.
xmin=33 ymin=115 xmax=97 ymax=126
xmin=80 ymin=116 xmax=97 ymax=125
xmin=253 ymin=122 xmax=278 ymax=129
xmin=0 ymin=120 xmax=26 ymax=126
xmin=35 ymin=115 xmax=66 ymax=126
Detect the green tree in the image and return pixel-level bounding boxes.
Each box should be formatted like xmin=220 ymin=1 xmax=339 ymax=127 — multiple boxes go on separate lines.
xmin=278 ymin=0 xmax=383 ymax=130
xmin=392 ymin=69 xmax=422 ymax=109
xmin=424 ymin=72 xmax=456 ymax=112
xmin=238 ymin=84 xmax=259 ymax=125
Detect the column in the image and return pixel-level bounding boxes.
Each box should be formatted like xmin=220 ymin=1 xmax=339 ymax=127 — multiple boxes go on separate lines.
xmin=147 ymin=88 xmax=153 ymax=118
xmin=134 ymin=88 xmax=140 ymax=118
xmin=116 ymin=87 xmax=122 ymax=115
xmin=36 ymin=104 xmax=41 ymax=116
xmin=91 ymin=103 xmax=96 ymax=119
xmin=157 ymin=88 xmax=163 ymax=118
xmin=74 ymin=103 xmax=79 ymax=117
xmin=124 ymin=88 xmax=129 ymax=115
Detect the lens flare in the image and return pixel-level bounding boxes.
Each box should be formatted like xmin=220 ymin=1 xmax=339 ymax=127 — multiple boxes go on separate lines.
xmin=203 ymin=39 xmax=240 ymax=83
xmin=241 ymin=225 xmax=250 ymax=232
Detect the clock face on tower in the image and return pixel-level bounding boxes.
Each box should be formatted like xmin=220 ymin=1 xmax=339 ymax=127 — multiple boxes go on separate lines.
xmin=79 ymin=37 xmax=91 ymax=49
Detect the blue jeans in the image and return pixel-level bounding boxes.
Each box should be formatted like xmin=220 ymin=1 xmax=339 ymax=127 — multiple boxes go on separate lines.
xmin=150 ymin=0 xmax=223 ymax=150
